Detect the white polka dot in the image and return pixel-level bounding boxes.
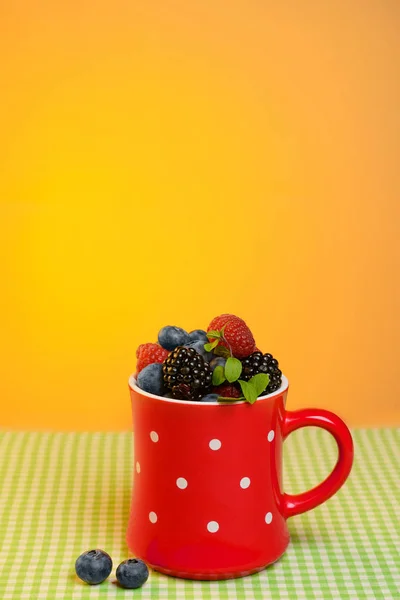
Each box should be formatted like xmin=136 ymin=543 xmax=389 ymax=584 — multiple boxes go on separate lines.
xmin=240 ymin=477 xmax=251 ymax=489
xmin=267 ymin=430 xmax=275 ymax=442
xmin=149 ymin=511 xmax=158 ymax=523
xmin=176 ymin=477 xmax=188 ymax=489
xmin=265 ymin=512 xmax=273 ymax=524
xmin=209 ymin=439 xmax=221 ymax=451
xmin=136 ymin=461 xmax=140 ymax=473
xmin=207 ymin=521 xmax=219 ymax=533
xmin=150 ymin=431 xmax=159 ymax=443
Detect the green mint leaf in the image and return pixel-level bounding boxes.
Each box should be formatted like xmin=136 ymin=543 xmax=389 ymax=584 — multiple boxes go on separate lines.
xmin=204 ymin=339 xmax=219 ymax=352
xmin=238 ymin=380 xmax=258 ymax=404
xmin=248 ymin=373 xmax=270 ymax=397
xmin=225 ymin=357 xmax=243 ymax=383
xmin=207 ymin=330 xmax=221 ymax=340
xmin=213 ymin=345 xmax=231 ymax=358
xmin=212 ymin=365 xmax=226 ymax=386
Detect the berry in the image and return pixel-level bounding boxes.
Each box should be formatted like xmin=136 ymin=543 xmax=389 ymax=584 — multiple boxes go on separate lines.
xmin=137 ymin=363 xmax=166 ymax=396
xmin=188 ymin=329 xmax=208 ymax=342
xmin=200 ymin=393 xmax=219 ymax=403
xmin=116 ymin=558 xmax=149 ymax=589
xmin=207 ymin=314 xmax=256 ymax=359
xmin=136 ymin=343 xmax=169 ymax=374
xmin=212 ymin=384 xmax=241 ymax=398
xmin=209 ymin=356 xmax=226 ymax=372
xmin=185 ymin=339 xmax=213 ymax=362
xmin=158 ymin=326 xmax=190 ymax=351
xmin=163 ymin=346 xmax=212 ymax=401
xmin=240 ymin=352 xmax=282 ymax=394
xmin=75 ymin=549 xmax=112 ymax=585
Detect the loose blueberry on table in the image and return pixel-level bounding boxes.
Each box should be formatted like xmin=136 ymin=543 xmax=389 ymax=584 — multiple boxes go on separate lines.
xmin=75 ymin=549 xmax=112 ymax=585
xmin=135 ymin=314 xmax=283 ymax=404
xmin=116 ymin=558 xmax=149 ymax=589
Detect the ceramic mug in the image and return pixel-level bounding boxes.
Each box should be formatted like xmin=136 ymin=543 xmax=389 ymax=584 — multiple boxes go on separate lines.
xmin=127 ymin=374 xmax=353 ymax=580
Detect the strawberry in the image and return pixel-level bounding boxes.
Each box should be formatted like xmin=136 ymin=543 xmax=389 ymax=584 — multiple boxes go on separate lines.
xmin=207 ymin=314 xmax=256 ymax=359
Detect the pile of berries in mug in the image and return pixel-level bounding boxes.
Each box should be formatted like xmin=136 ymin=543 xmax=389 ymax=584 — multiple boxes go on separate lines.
xmin=135 ymin=314 xmax=282 ymax=404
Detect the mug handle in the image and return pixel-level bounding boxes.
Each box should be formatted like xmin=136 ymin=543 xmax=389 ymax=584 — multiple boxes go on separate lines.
xmin=282 ymin=408 xmax=354 ymax=519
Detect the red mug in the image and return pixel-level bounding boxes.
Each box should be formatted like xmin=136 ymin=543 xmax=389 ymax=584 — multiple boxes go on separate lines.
xmin=127 ymin=374 xmax=353 ymax=580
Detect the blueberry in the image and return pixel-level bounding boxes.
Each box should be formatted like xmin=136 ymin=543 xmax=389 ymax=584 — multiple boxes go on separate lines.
xmin=137 ymin=363 xmax=165 ymax=396
xmin=188 ymin=329 xmax=208 ymax=342
xmin=200 ymin=393 xmax=219 ymax=403
xmin=158 ymin=326 xmax=190 ymax=350
xmin=185 ymin=340 xmax=213 ymax=362
xmin=116 ymin=558 xmax=149 ymax=589
xmin=75 ymin=549 xmax=112 ymax=585
xmin=210 ymin=357 xmax=226 ymax=372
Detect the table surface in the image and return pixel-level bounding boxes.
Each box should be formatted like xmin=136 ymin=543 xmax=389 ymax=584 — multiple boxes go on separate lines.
xmin=0 ymin=428 xmax=398 ymax=599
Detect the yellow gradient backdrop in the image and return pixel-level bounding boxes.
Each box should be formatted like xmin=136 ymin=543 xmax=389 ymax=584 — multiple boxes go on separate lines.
xmin=1 ymin=1 xmax=399 ymax=430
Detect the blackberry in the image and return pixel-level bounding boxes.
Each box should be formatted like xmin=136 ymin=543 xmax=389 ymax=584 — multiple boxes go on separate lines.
xmin=240 ymin=352 xmax=282 ymax=394
xmin=162 ymin=346 xmax=212 ymax=401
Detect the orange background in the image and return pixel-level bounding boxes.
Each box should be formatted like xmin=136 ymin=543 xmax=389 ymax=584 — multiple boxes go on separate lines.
xmin=1 ymin=1 xmax=399 ymax=430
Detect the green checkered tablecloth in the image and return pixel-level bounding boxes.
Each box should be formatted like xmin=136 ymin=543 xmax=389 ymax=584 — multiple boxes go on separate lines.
xmin=0 ymin=429 xmax=398 ymax=599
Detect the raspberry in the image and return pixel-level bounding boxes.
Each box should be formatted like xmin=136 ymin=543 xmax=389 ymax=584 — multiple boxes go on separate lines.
xmin=212 ymin=384 xmax=241 ymax=398
xmin=207 ymin=314 xmax=256 ymax=359
xmin=136 ymin=343 xmax=169 ymax=374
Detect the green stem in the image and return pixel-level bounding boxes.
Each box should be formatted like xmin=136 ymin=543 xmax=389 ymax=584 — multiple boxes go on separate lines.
xmin=217 ymin=396 xmax=245 ymax=403
xmin=220 ymin=334 xmax=233 ymax=357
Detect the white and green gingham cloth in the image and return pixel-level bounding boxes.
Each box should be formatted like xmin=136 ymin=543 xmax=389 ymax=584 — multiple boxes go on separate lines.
xmin=0 ymin=428 xmax=398 ymax=599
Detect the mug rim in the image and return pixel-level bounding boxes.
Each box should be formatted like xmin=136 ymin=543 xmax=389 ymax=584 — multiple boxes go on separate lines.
xmin=128 ymin=374 xmax=289 ymax=405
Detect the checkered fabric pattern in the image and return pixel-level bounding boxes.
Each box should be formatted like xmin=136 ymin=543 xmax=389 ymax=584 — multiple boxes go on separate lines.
xmin=0 ymin=428 xmax=398 ymax=599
